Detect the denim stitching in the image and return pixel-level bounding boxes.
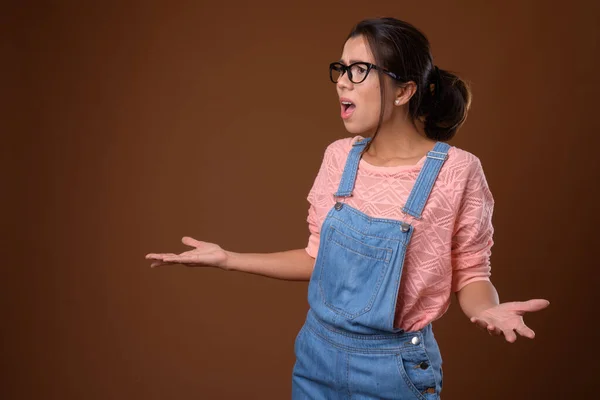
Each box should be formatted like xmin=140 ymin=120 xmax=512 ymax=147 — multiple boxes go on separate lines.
xmin=413 ymin=142 xmax=450 ymax=213
xmin=329 ymin=227 xmax=392 ymax=262
xmin=329 ymin=215 xmax=407 ymax=243
xmin=414 ymin=164 xmax=442 ymax=215
xmin=403 ymin=142 xmax=450 ymax=218
xmin=329 ymin=219 xmax=406 ymax=244
xmin=402 ymin=346 xmax=438 ymax=399
xmin=333 ymin=201 xmax=411 ymax=228
xmin=318 ymin=231 xmax=388 ymax=320
xmin=396 ymin=354 xmax=427 ymax=400
xmin=320 ymin=229 xmax=390 ymax=319
xmin=346 ymin=353 xmax=351 ymax=399
xmin=308 ymin=312 xmax=426 ymax=343
xmin=336 ymin=142 xmax=366 ymax=197
xmin=305 ymin=323 xmax=419 ymax=354
xmin=388 ymin=246 xmax=407 ymax=328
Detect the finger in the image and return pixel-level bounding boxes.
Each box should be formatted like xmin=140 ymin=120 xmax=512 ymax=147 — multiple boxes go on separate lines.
xmin=515 ymin=323 xmax=536 ymax=339
xmin=471 ymin=317 xmax=491 ymax=331
xmin=486 ymin=324 xmax=502 ymax=336
xmin=182 ymin=236 xmax=204 ymax=248
xmin=470 ymin=317 xmax=485 ymax=329
xmin=470 ymin=317 xmax=484 ymax=329
xmin=163 ymin=254 xmax=200 ymax=264
xmin=162 ymin=256 xmax=183 ymax=263
xmin=150 ymin=258 xmax=179 ymax=267
xmin=146 ymin=253 xmax=177 ymax=260
xmin=150 ymin=261 xmax=167 ymax=268
xmin=503 ymin=329 xmax=518 ymax=343
xmin=487 ymin=325 xmax=502 ymax=336
xmin=515 ymin=299 xmax=550 ymax=313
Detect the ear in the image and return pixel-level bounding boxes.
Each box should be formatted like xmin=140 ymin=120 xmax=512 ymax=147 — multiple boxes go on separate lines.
xmin=393 ymin=81 xmax=417 ymax=106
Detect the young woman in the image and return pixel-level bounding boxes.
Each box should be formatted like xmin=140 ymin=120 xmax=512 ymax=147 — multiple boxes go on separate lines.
xmin=146 ymin=17 xmax=549 ymax=399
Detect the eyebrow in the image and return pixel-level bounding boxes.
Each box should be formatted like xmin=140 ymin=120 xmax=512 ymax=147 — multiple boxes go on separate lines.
xmin=338 ymin=59 xmax=369 ymax=64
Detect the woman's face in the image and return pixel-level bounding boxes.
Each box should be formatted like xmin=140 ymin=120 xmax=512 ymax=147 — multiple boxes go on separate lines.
xmin=336 ymin=35 xmax=396 ymax=135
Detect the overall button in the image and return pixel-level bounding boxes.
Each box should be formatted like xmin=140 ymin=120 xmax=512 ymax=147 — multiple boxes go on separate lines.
xmin=411 ymin=336 xmax=420 ymax=345
xmin=418 ymin=361 xmax=429 ymax=370
xmin=334 ymin=202 xmax=343 ymax=211
xmin=400 ymin=223 xmax=410 ymax=233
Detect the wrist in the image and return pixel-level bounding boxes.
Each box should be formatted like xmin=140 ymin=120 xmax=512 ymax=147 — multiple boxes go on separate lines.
xmin=466 ymin=302 xmax=497 ymax=318
xmin=456 ymin=281 xmax=499 ymax=318
xmin=221 ymin=251 xmax=237 ymax=271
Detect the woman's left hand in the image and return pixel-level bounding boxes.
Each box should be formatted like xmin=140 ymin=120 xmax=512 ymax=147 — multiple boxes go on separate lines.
xmin=470 ymin=299 xmax=550 ymax=343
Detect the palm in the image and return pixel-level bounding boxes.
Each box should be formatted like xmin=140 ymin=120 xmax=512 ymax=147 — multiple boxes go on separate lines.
xmin=145 ymin=236 xmax=227 ymax=268
xmin=471 ymin=299 xmax=549 ymax=343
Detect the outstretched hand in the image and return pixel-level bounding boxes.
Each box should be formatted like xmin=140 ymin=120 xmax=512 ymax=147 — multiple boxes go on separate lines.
xmin=470 ymin=299 xmax=549 ymax=343
xmin=145 ymin=236 xmax=228 ymax=269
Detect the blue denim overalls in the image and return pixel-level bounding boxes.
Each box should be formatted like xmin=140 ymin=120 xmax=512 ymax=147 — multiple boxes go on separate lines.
xmin=292 ymin=137 xmax=451 ymax=399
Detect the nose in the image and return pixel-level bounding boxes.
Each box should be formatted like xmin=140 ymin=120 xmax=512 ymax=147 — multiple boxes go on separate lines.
xmin=336 ymin=70 xmax=353 ymax=91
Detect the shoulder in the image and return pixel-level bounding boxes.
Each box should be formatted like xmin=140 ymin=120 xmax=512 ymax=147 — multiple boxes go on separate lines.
xmin=443 ymin=145 xmax=493 ymax=200
xmin=443 ymin=145 xmax=486 ymax=175
xmin=446 ymin=145 xmax=483 ymax=168
xmin=319 ymin=135 xmax=364 ymax=164
xmin=438 ymin=145 xmax=489 ymax=187
xmin=324 ymin=135 xmax=363 ymax=155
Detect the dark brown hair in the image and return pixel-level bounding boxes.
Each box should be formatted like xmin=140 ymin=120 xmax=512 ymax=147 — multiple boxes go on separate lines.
xmin=347 ymin=17 xmax=472 ymax=142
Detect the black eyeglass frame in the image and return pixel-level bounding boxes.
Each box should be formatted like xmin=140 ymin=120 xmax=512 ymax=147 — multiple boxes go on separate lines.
xmin=329 ymin=61 xmax=401 ymax=84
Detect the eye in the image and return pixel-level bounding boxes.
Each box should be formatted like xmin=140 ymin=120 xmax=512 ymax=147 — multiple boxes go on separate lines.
xmin=350 ymin=64 xmax=368 ymax=76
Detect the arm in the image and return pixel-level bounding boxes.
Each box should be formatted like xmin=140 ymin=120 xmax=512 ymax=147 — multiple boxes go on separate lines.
xmin=450 ymin=156 xmax=496 ymax=317
xmin=146 ymin=237 xmax=315 ymax=281
xmin=224 ymin=248 xmax=314 ymax=281
xmin=451 ymin=157 xmax=549 ymax=342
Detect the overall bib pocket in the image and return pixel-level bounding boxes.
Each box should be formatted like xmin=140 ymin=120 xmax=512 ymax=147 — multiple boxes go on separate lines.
xmin=318 ymin=226 xmax=393 ymax=319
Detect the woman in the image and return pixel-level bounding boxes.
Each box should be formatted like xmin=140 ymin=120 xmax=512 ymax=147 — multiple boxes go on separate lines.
xmin=146 ymin=17 xmax=549 ymax=399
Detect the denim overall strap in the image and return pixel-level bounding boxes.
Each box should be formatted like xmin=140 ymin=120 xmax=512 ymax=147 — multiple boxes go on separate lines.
xmin=334 ymin=137 xmax=372 ymax=198
xmin=402 ymin=142 xmax=451 ymax=218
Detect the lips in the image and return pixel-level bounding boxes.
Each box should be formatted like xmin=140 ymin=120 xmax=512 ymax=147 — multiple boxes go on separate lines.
xmin=340 ymin=97 xmax=356 ymax=120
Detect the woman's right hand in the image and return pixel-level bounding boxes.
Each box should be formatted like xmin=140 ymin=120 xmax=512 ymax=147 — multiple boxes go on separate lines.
xmin=145 ymin=236 xmax=228 ymax=269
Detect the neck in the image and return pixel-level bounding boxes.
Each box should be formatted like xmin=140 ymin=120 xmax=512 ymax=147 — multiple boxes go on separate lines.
xmin=366 ymin=114 xmax=434 ymax=160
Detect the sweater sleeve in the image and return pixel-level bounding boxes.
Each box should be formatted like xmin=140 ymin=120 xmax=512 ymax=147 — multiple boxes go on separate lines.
xmin=451 ymin=157 xmax=495 ymax=292
xmin=305 ymin=145 xmax=334 ymax=258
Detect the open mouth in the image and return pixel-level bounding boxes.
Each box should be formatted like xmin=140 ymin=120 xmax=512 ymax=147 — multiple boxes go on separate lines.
xmin=341 ymin=100 xmax=355 ymax=112
xmin=341 ymin=100 xmax=356 ymax=119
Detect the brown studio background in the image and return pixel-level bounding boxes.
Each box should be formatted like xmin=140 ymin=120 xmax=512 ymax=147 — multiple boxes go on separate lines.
xmin=3 ymin=0 xmax=599 ymax=399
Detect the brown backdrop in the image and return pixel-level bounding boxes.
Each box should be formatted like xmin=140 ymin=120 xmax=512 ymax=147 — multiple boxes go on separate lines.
xmin=4 ymin=0 xmax=599 ymax=399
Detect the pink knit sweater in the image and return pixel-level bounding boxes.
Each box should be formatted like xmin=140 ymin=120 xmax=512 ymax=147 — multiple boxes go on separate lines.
xmin=305 ymin=136 xmax=495 ymax=331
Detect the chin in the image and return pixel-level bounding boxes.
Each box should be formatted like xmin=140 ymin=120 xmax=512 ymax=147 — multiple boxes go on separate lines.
xmin=343 ymin=120 xmax=375 ymax=136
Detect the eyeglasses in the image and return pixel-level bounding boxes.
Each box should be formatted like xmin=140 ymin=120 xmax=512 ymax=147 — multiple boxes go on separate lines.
xmin=329 ymin=62 xmax=401 ymax=84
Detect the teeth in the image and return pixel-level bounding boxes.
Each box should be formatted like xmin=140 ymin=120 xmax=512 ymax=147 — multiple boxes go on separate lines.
xmin=342 ymin=101 xmax=353 ymax=105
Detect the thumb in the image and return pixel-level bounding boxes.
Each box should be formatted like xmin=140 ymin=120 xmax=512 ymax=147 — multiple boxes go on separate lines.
xmin=515 ymin=299 xmax=550 ymax=313
xmin=182 ymin=236 xmax=203 ymax=248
